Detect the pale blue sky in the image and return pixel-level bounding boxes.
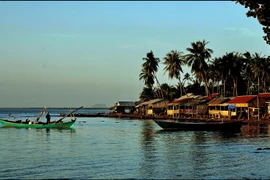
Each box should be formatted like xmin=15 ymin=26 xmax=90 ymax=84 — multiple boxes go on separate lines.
xmin=0 ymin=1 xmax=269 ymax=108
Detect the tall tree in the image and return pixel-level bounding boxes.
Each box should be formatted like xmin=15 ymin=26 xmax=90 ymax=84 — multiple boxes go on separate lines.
xmin=163 ymin=50 xmax=185 ymax=97
xmin=140 ymin=51 xmax=164 ymax=98
xmin=222 ymin=52 xmax=243 ymax=97
xmin=250 ymin=52 xmax=270 ymax=93
xmin=232 ymin=0 xmax=270 ymax=45
xmin=184 ymin=40 xmax=213 ymax=96
xmin=182 ymin=73 xmax=192 ymax=94
xmin=139 ymin=87 xmax=154 ymax=102
xmin=208 ymin=57 xmax=222 ymax=94
xmin=242 ymin=51 xmax=253 ymax=95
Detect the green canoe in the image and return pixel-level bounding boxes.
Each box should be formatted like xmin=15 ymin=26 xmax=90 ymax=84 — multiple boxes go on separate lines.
xmin=0 ymin=119 xmax=76 ymax=129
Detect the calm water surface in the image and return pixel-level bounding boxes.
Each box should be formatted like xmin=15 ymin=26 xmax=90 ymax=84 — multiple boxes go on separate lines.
xmin=1 ymin=108 xmax=270 ymax=179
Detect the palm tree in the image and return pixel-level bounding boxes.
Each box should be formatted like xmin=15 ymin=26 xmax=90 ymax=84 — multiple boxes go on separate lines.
xmin=182 ymin=73 xmax=192 ymax=94
xmin=208 ymin=57 xmax=222 ymax=94
xmin=139 ymin=68 xmax=154 ymax=89
xmin=163 ymin=50 xmax=185 ymax=97
xmin=159 ymin=83 xmax=177 ymax=101
xmin=184 ymin=40 xmax=213 ymax=96
xmin=140 ymin=51 xmax=164 ymax=98
xmin=242 ymin=51 xmax=253 ymax=95
xmin=250 ymin=52 xmax=270 ymax=93
xmin=226 ymin=52 xmax=243 ymax=97
xmin=139 ymin=87 xmax=154 ymax=102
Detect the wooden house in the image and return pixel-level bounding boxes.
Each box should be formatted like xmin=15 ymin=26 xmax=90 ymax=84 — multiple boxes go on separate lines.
xmin=108 ymin=101 xmax=138 ymax=114
xmin=258 ymin=93 xmax=270 ymax=116
xmin=167 ymin=97 xmax=191 ymax=118
xmin=227 ymin=95 xmax=266 ymax=119
xmin=208 ymin=98 xmax=230 ymax=118
xmin=135 ymin=99 xmax=164 ymax=116
xmin=147 ymin=99 xmax=169 ymax=116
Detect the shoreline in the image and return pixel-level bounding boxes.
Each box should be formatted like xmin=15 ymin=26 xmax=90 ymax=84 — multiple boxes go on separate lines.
xmin=62 ymin=112 xmax=270 ymax=125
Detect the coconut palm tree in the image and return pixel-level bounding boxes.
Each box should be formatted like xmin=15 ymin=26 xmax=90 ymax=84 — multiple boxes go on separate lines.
xmin=224 ymin=52 xmax=244 ymax=97
xmin=139 ymin=68 xmax=154 ymax=89
xmin=242 ymin=51 xmax=253 ymax=95
xmin=208 ymin=57 xmax=222 ymax=94
xmin=159 ymin=83 xmax=177 ymax=101
xmin=163 ymin=50 xmax=185 ymax=97
xmin=250 ymin=52 xmax=270 ymax=93
xmin=140 ymin=51 xmax=164 ymax=98
xmin=184 ymin=40 xmax=213 ymax=96
xmin=182 ymin=73 xmax=192 ymax=94
xmin=139 ymin=87 xmax=154 ymax=102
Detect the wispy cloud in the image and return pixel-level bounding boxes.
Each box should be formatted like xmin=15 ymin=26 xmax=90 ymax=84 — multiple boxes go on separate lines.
xmin=224 ymin=27 xmax=260 ymax=37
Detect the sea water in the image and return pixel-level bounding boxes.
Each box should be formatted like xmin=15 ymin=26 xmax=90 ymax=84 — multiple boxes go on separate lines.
xmin=1 ymin=108 xmax=270 ymax=179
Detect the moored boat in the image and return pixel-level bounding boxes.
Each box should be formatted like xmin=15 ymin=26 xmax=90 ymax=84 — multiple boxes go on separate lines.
xmin=153 ymin=119 xmax=243 ymax=131
xmin=0 ymin=119 xmax=76 ymax=129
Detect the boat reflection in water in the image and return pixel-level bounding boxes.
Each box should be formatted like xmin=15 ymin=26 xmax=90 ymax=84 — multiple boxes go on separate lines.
xmin=241 ymin=123 xmax=270 ymax=136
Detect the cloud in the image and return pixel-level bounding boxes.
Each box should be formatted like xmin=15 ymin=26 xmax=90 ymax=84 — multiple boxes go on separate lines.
xmin=224 ymin=27 xmax=260 ymax=37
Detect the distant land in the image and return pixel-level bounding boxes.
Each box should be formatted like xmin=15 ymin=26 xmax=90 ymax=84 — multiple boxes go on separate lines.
xmin=91 ymin=104 xmax=107 ymax=108
xmin=0 ymin=105 xmax=108 ymax=109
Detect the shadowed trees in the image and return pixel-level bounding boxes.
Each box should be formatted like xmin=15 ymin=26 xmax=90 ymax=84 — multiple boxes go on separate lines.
xmin=139 ymin=41 xmax=269 ymax=102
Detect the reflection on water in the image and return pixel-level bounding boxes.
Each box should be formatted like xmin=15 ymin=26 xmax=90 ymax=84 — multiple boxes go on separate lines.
xmin=2 ymin=110 xmax=270 ymax=179
xmin=240 ymin=124 xmax=270 ymax=137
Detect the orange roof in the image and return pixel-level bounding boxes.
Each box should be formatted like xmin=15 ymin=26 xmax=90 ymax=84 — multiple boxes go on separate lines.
xmin=204 ymin=93 xmax=219 ymax=101
xmin=258 ymin=93 xmax=270 ymax=99
xmin=227 ymin=95 xmax=256 ymax=104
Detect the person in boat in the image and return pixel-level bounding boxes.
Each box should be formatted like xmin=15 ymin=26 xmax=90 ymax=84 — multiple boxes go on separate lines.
xmin=46 ymin=112 xmax=51 ymax=124
xmin=25 ymin=117 xmax=30 ymax=123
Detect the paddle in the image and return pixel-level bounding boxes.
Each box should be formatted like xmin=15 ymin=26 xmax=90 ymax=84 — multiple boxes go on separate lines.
xmin=35 ymin=107 xmax=47 ymax=122
xmin=55 ymin=106 xmax=83 ymax=123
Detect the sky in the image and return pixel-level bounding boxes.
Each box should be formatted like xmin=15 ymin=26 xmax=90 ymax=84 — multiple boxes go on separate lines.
xmin=0 ymin=1 xmax=269 ymax=108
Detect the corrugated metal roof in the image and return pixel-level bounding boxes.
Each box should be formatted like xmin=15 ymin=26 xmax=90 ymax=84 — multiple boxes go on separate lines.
xmin=183 ymin=99 xmax=202 ymax=106
xmin=204 ymin=93 xmax=219 ymax=101
xmin=227 ymin=95 xmax=257 ymax=104
xmin=172 ymin=97 xmax=191 ymax=103
xmin=208 ymin=98 xmax=230 ymax=105
xmin=258 ymin=93 xmax=270 ymax=99
xmin=116 ymin=101 xmax=136 ymax=107
xmin=137 ymin=99 xmax=163 ymax=106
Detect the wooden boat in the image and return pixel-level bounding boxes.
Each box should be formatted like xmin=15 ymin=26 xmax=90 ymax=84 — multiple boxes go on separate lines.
xmin=0 ymin=106 xmax=83 ymax=129
xmin=153 ymin=119 xmax=243 ymax=131
xmin=0 ymin=119 xmax=76 ymax=129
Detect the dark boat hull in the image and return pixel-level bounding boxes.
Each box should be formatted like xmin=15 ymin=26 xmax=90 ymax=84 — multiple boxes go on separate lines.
xmin=153 ymin=119 xmax=243 ymax=131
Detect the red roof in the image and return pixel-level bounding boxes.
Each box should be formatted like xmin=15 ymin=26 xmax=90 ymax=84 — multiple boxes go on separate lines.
xmin=227 ymin=95 xmax=256 ymax=104
xmin=258 ymin=93 xmax=270 ymax=99
xmin=204 ymin=93 xmax=219 ymax=101
xmin=172 ymin=97 xmax=191 ymax=104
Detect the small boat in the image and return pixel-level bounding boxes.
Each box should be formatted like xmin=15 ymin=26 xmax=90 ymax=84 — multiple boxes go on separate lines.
xmin=0 ymin=106 xmax=83 ymax=129
xmin=153 ymin=119 xmax=243 ymax=131
xmin=0 ymin=119 xmax=76 ymax=129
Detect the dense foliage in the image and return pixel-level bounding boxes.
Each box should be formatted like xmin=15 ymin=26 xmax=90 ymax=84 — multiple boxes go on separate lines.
xmin=139 ymin=40 xmax=270 ymax=102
